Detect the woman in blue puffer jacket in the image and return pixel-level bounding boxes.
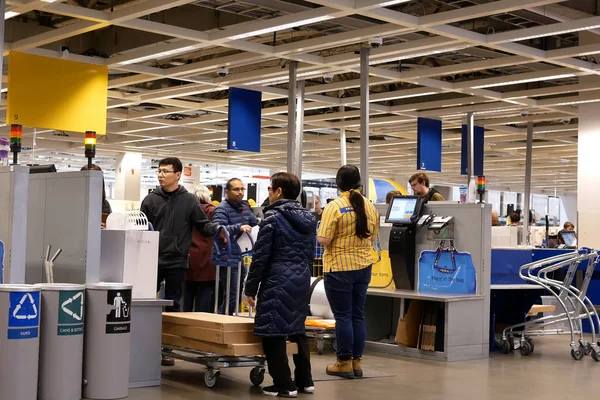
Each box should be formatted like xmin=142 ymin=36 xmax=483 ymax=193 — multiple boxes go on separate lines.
xmin=245 ymin=172 xmax=316 ymax=398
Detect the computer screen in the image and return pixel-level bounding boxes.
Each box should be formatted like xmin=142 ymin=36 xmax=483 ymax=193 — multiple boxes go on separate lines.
xmin=560 ymin=231 xmax=577 ymax=247
xmin=385 ymin=196 xmax=419 ymax=224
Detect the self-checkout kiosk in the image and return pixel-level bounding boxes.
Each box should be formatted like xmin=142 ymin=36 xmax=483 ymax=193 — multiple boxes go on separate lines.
xmin=386 ymin=196 xmax=420 ymax=290
xmin=386 ymin=196 xmax=458 ymax=290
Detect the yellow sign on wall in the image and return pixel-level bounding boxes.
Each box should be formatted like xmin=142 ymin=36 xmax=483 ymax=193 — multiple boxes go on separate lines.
xmin=7 ymin=52 xmax=108 ymax=135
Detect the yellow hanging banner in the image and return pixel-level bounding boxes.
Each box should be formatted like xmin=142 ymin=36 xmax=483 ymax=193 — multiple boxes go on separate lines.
xmin=7 ymin=52 xmax=108 ymax=135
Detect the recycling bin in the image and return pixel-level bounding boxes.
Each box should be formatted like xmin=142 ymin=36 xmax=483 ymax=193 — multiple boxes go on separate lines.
xmin=39 ymin=283 xmax=86 ymax=400
xmin=0 ymin=284 xmax=41 ymax=400
xmin=83 ymin=282 xmax=133 ymax=400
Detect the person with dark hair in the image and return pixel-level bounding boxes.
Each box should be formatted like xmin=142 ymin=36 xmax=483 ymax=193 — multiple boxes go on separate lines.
xmin=245 ymin=172 xmax=316 ymax=397
xmin=212 ymin=177 xmax=259 ymax=315
xmin=81 ymin=164 xmax=112 ymax=215
xmin=409 ymin=172 xmax=445 ymax=203
xmin=141 ymin=157 xmax=222 ymax=366
xmin=509 ymin=211 xmax=521 ymax=226
xmin=184 ymin=184 xmax=216 ymax=313
xmin=317 ymin=165 xmax=379 ymax=379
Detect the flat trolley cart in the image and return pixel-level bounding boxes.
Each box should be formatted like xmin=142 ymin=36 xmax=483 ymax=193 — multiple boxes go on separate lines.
xmin=161 ymin=346 xmax=266 ymax=388
xmin=305 ymin=319 xmax=337 ymax=355
xmin=500 ymin=248 xmax=600 ymax=360
xmin=162 ymin=228 xmax=265 ymax=388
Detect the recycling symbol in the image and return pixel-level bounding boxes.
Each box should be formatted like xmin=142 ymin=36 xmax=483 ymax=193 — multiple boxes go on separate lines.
xmin=12 ymin=293 xmax=38 ymax=320
xmin=61 ymin=292 xmax=84 ymax=321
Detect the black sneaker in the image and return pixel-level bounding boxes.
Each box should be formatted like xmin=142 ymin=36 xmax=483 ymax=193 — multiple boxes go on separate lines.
xmin=297 ymin=386 xmax=315 ymax=394
xmin=262 ymin=385 xmax=298 ymax=398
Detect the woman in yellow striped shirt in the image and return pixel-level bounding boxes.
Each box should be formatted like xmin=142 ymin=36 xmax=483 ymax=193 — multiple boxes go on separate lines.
xmin=317 ymin=165 xmax=379 ymax=379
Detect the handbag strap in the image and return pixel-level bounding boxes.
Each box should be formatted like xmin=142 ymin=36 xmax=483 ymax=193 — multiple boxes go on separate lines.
xmin=433 ymin=239 xmax=458 ymax=273
xmin=433 ymin=240 xmax=446 ymax=268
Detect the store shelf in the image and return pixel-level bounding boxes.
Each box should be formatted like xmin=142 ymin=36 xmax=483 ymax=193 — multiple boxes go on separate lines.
xmin=367 ymin=288 xmax=485 ymax=302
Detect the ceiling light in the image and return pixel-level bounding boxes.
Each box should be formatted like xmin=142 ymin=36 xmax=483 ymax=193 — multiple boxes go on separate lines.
xmin=505 ymin=25 xmax=600 ymax=42
xmin=471 ymin=73 xmax=575 ymax=89
xmin=5 ymin=11 xmax=20 ymax=19
xmin=553 ymin=98 xmax=600 ymax=106
xmin=375 ymin=0 xmax=412 ymax=7
xmin=227 ymin=16 xmax=334 ymax=41
xmin=117 ymin=45 xmax=200 ymax=65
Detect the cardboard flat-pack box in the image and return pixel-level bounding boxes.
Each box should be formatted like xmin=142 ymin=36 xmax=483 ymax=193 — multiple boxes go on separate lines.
xmin=162 ymin=333 xmax=298 ymax=356
xmin=162 ymin=312 xmax=255 ymax=331
xmin=162 ymin=323 xmax=260 ymax=344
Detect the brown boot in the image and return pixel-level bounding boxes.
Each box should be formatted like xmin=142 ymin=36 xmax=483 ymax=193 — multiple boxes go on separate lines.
xmin=352 ymin=357 xmax=363 ymax=378
xmin=326 ymin=359 xmax=354 ymax=379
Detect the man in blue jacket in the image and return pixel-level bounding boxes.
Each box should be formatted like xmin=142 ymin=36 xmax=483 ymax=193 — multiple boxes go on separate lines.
xmin=212 ymin=178 xmax=258 ymax=315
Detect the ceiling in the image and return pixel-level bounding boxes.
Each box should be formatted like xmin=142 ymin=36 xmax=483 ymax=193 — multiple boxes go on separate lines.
xmin=1 ymin=0 xmax=598 ymax=194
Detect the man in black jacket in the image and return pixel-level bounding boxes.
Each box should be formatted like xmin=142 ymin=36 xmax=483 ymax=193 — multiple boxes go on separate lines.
xmin=141 ymin=157 xmax=221 ymax=365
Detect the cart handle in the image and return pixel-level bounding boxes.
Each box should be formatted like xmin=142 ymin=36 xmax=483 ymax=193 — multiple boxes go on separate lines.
xmin=239 ymin=230 xmax=255 ymax=256
xmin=213 ymin=226 xmax=232 ymax=260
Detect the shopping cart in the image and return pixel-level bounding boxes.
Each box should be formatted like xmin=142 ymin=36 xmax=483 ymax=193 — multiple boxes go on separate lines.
xmin=162 ymin=227 xmax=264 ymax=389
xmin=213 ymin=227 xmax=255 ymax=316
xmin=500 ymin=248 xmax=600 ymax=360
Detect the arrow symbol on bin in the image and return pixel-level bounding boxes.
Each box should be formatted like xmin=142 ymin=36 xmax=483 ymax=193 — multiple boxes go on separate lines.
xmin=61 ymin=292 xmax=83 ymax=321
xmin=13 ymin=293 xmax=38 ymax=320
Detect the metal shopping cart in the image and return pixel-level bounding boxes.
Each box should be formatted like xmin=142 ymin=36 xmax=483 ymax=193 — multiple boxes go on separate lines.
xmin=500 ymin=248 xmax=600 ymax=360
xmin=162 ymin=227 xmax=264 ymax=388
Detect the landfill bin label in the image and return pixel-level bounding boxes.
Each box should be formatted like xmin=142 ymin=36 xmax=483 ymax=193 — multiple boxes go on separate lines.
xmin=7 ymin=291 xmax=40 ymax=339
xmin=106 ymin=289 xmax=131 ymax=334
xmin=58 ymin=290 xmax=84 ymax=336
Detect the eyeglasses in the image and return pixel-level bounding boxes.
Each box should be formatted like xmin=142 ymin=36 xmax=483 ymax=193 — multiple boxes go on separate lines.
xmin=157 ymin=169 xmax=175 ymax=175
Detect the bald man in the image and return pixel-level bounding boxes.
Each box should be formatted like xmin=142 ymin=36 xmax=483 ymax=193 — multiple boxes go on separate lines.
xmin=492 ymin=211 xmax=500 ymax=226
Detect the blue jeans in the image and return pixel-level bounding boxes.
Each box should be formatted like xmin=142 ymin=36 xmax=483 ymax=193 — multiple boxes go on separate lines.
xmin=324 ymin=266 xmax=372 ymax=361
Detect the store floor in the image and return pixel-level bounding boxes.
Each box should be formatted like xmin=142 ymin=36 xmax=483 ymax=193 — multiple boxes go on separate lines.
xmin=129 ymin=336 xmax=596 ymax=399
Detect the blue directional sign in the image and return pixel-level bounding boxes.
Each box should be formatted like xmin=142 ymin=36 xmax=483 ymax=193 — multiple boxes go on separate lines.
xmin=7 ymin=291 xmax=40 ymax=339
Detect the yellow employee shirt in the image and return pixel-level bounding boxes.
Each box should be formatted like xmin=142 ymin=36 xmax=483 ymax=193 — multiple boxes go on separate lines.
xmin=317 ymin=191 xmax=380 ymax=273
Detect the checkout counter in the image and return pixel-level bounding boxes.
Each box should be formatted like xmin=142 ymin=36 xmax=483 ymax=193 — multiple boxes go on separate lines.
xmin=363 ymin=199 xmax=491 ymax=362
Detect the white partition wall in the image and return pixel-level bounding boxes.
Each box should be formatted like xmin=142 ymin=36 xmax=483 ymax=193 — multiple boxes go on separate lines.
xmin=0 ymin=166 xmax=29 ymax=283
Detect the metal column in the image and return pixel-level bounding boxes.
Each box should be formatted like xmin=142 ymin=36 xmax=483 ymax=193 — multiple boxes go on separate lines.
xmin=340 ymin=105 xmax=347 ymax=165
xmin=523 ymin=121 xmax=534 ymax=244
xmin=287 ymin=61 xmax=298 ymax=174
xmin=294 ymin=80 xmax=305 ymax=180
xmin=360 ymin=48 xmax=370 ymax=198
xmin=466 ymin=112 xmax=475 ymax=182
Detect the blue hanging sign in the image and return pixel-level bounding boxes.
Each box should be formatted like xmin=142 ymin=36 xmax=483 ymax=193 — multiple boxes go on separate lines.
xmin=227 ymin=87 xmax=262 ymax=153
xmin=460 ymin=125 xmax=485 ymax=176
xmin=416 ymin=117 xmax=442 ymax=172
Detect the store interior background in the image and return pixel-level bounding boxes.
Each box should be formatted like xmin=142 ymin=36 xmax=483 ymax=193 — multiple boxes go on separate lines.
xmin=0 ymin=0 xmax=589 ymax=237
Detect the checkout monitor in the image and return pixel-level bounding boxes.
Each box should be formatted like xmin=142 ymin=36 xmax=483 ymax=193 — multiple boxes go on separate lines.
xmin=385 ymin=195 xmax=419 ymax=224
xmin=560 ymin=231 xmax=577 ymax=248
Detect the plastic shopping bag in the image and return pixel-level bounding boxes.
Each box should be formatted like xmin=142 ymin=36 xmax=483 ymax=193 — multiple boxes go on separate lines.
xmin=418 ymin=241 xmax=476 ymax=295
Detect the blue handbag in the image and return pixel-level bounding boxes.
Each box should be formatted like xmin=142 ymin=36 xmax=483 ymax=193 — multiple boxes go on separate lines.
xmin=418 ymin=240 xmax=477 ymax=294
